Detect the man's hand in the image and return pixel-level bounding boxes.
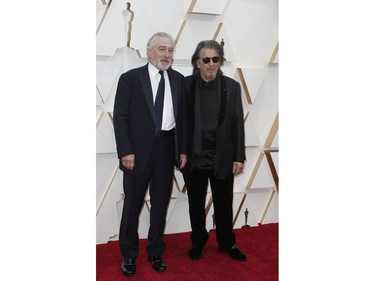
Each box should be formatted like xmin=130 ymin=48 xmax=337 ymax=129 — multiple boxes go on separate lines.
xmin=179 ymin=154 xmax=187 ymax=169
xmin=232 ymin=161 xmax=244 ymax=176
xmin=122 ymin=154 xmax=135 ymax=171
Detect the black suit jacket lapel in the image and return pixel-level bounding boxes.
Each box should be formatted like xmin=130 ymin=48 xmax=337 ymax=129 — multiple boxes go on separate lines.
xmin=139 ymin=64 xmax=154 ymax=121
xmin=167 ymin=69 xmax=178 ymax=116
xmin=218 ymin=75 xmax=227 ymax=128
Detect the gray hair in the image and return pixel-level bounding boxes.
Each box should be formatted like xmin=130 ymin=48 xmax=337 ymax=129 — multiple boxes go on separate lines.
xmin=146 ymin=32 xmax=175 ymax=51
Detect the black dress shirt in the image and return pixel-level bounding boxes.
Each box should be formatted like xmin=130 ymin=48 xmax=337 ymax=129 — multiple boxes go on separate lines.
xmin=192 ymin=77 xmax=220 ymax=169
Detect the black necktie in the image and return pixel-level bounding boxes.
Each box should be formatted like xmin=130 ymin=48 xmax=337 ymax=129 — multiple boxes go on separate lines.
xmin=154 ymin=70 xmax=165 ymax=133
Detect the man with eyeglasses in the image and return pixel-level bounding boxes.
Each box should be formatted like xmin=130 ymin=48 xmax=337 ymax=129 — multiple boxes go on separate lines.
xmin=182 ymin=40 xmax=246 ymax=262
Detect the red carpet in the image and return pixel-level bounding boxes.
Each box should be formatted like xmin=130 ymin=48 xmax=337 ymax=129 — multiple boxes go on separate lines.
xmin=96 ymin=223 xmax=278 ymax=281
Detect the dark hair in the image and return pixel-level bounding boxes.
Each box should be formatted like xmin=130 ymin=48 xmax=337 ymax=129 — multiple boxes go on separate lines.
xmin=191 ymin=40 xmax=224 ymax=75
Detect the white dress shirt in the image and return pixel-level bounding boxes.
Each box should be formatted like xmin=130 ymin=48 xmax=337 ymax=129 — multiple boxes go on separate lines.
xmin=148 ymin=63 xmax=175 ymax=131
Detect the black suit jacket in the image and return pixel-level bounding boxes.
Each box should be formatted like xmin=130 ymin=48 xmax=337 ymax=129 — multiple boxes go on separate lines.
xmin=183 ymin=74 xmax=245 ymax=179
xmin=113 ymin=63 xmax=187 ymax=176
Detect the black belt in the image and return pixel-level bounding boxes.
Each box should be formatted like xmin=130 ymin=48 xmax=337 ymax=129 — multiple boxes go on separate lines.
xmin=154 ymin=128 xmax=175 ymax=138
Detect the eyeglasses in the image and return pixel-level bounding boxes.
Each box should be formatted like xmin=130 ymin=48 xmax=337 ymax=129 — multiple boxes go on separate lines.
xmin=201 ymin=56 xmax=220 ymax=64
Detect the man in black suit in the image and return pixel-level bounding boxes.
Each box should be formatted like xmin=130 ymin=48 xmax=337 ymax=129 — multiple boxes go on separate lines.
xmin=183 ymin=40 xmax=246 ymax=262
xmin=113 ymin=32 xmax=187 ymax=276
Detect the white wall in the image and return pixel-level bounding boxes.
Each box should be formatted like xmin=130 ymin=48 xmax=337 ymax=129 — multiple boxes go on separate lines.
xmin=96 ymin=0 xmax=279 ymax=245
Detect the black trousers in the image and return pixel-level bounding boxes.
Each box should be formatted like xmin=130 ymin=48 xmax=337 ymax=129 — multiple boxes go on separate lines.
xmin=119 ymin=133 xmax=175 ymax=259
xmin=185 ymin=168 xmax=235 ymax=250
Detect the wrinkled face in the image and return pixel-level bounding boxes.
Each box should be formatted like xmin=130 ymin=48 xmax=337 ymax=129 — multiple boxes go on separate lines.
xmin=197 ymin=48 xmax=220 ymax=82
xmin=147 ymin=37 xmax=174 ymax=71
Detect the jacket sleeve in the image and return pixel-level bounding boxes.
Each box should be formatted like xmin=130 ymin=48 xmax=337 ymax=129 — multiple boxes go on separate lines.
xmin=233 ymin=81 xmax=246 ymax=162
xmin=113 ymin=73 xmax=134 ymax=159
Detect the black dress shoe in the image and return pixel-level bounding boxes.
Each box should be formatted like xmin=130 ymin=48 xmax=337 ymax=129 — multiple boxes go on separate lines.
xmin=219 ymin=245 xmax=246 ymax=262
xmin=148 ymin=256 xmax=167 ymax=272
xmin=121 ymin=258 xmax=136 ymax=276
xmin=189 ymin=245 xmax=202 ymax=260
xmin=228 ymin=245 xmax=246 ymax=262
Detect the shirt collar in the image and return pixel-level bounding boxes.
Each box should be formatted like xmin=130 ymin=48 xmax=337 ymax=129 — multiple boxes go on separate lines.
xmin=199 ymin=75 xmax=218 ymax=90
xmin=148 ymin=63 xmax=163 ymax=78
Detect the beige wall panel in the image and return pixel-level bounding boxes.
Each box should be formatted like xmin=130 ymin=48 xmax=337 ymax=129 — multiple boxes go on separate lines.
xmin=171 ymin=65 xmax=195 ymax=77
xmin=244 ymin=111 xmax=262 ymax=146
xmin=170 ymin=180 xmax=183 ymax=200
xmin=261 ymin=190 xmax=278 ymax=224
xmin=96 ymin=0 xmax=127 ymax=56
xmin=244 ymin=123 xmax=261 ymax=147
xmin=251 ymin=153 xmax=277 ymax=189
xmin=96 ymin=154 xmax=118 ymax=208
xmin=233 ymin=189 xmax=274 ymax=227
xmin=96 ymin=113 xmax=116 ymax=154
xmin=96 ymin=59 xmax=122 ymax=105
xmin=269 ymin=151 xmax=279 ymax=176
xmin=173 ymin=170 xmax=186 ymax=193
xmin=173 ymin=17 xmax=224 ymax=60
xmin=221 ymin=64 xmax=237 ymax=79
xmin=96 ymin=109 xmax=103 ymax=125
xmin=233 ymin=173 xmax=249 ymax=193
xmin=233 ymin=192 xmax=247 ymax=223
xmin=232 ymin=148 xmax=256 ymax=191
xmin=272 ymin=130 xmax=279 ymax=148
xmin=189 ymin=0 xmax=228 ymax=14
xmin=96 ymin=200 xmax=120 ymax=243
xmin=241 ymin=68 xmax=267 ymax=104
xmin=164 ymin=197 xmax=191 ymax=234
xmin=97 ymin=48 xmax=147 ymax=113
xmin=126 ymin=0 xmax=192 ymax=58
xmin=252 ymin=64 xmax=278 ymax=145
xmin=220 ymin=0 xmax=278 ymax=67
xmin=215 ymin=28 xmax=236 ymax=62
xmin=272 ymin=52 xmax=279 ymax=64
xmin=96 ymin=0 xmax=108 ymax=25
xmin=269 ymin=42 xmax=279 ymax=64
xmin=96 ymin=166 xmax=123 ymax=243
xmin=96 ymin=86 xmax=103 ymax=106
